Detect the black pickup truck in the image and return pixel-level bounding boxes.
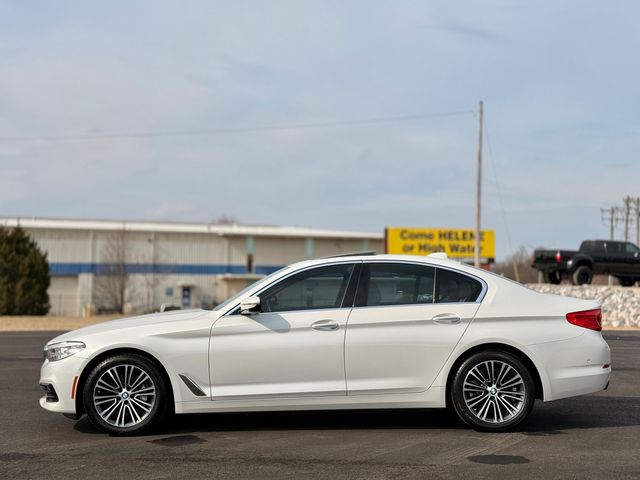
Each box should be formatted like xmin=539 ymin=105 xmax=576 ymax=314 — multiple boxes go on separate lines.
xmin=532 ymin=240 xmax=640 ymax=286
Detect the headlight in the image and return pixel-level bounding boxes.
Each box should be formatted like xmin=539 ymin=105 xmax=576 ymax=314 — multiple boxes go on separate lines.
xmin=44 ymin=341 xmax=86 ymax=362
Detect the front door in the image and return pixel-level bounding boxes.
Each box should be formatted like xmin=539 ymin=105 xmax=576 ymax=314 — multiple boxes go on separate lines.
xmin=606 ymin=242 xmax=633 ymax=274
xmin=210 ymin=263 xmax=357 ymax=399
xmin=181 ymin=287 xmax=192 ymax=308
xmin=345 ymin=262 xmax=483 ymax=395
xmin=624 ymin=242 xmax=640 ymax=274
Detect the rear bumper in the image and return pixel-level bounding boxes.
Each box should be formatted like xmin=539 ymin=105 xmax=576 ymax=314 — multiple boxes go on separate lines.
xmin=544 ymin=364 xmax=611 ymax=401
xmin=528 ymin=330 xmax=611 ymax=401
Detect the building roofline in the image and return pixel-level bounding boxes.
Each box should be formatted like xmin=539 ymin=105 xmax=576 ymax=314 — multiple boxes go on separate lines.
xmin=0 ymin=216 xmax=384 ymax=240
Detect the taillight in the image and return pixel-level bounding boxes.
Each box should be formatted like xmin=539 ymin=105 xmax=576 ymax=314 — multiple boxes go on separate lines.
xmin=566 ymin=309 xmax=602 ymax=331
xmin=555 ymin=251 xmax=562 ymax=263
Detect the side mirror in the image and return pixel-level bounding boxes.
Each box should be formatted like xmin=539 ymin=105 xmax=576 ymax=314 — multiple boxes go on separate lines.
xmin=240 ymin=296 xmax=261 ymax=315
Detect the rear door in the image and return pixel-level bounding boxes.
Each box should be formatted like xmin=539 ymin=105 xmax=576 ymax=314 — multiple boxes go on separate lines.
xmin=586 ymin=241 xmax=607 ymax=274
xmin=344 ymin=262 xmax=484 ymax=395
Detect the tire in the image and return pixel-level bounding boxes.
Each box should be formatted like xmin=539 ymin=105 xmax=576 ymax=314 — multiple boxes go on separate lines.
xmin=83 ymin=353 xmax=170 ymax=436
xmin=450 ymin=350 xmax=536 ymax=432
xmin=571 ymin=265 xmax=593 ymax=285
xmin=544 ymin=271 xmax=562 ymax=285
xmin=618 ymin=277 xmax=636 ymax=287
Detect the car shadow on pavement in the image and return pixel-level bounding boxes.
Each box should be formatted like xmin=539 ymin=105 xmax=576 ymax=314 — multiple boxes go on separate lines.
xmin=519 ymin=394 xmax=640 ymax=435
xmin=74 ymin=408 xmax=467 ymax=435
xmin=73 ymin=394 xmax=639 ymax=436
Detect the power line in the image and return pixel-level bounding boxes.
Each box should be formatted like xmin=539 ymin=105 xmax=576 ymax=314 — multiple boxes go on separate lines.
xmin=601 ymin=206 xmax=621 ymax=241
xmin=483 ymin=114 xmax=519 ymax=280
xmin=474 ymin=101 xmax=483 ymax=268
xmin=0 ymin=109 xmax=474 ymax=143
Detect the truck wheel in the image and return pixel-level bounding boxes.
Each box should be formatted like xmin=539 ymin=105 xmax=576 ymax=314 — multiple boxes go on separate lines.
xmin=619 ymin=278 xmax=636 ymax=287
xmin=544 ymin=271 xmax=562 ymax=285
xmin=571 ymin=266 xmax=593 ymax=286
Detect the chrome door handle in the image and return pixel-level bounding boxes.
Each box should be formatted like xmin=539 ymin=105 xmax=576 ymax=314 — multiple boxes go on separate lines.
xmin=311 ymin=319 xmax=339 ymax=331
xmin=432 ymin=313 xmax=461 ymax=325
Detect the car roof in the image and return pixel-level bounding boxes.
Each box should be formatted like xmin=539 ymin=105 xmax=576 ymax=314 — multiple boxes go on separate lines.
xmin=288 ymin=254 xmax=485 ymax=276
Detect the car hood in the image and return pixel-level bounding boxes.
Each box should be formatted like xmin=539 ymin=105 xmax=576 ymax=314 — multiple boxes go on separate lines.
xmin=47 ymin=309 xmax=213 ymax=346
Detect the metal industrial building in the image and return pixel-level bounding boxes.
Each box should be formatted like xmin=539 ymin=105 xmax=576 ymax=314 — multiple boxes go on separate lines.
xmin=0 ymin=217 xmax=383 ymax=316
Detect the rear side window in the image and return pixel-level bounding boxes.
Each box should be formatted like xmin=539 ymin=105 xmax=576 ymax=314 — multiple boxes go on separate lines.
xmin=436 ymin=268 xmax=483 ymax=303
xmin=356 ymin=263 xmax=435 ymax=307
xmin=606 ymin=242 xmax=625 ymax=254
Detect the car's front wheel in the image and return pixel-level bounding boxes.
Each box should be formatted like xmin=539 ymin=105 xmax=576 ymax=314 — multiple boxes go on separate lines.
xmin=450 ymin=350 xmax=535 ymax=432
xmin=83 ymin=353 xmax=170 ymax=435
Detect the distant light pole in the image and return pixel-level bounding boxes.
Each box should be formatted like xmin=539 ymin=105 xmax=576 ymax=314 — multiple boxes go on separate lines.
xmin=475 ymin=101 xmax=484 ymax=268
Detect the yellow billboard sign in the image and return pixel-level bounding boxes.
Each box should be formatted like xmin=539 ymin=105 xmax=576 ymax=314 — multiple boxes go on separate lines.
xmin=385 ymin=227 xmax=495 ymax=260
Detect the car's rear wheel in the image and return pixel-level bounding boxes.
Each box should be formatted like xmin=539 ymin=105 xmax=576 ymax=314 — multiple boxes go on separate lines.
xmin=544 ymin=270 xmax=562 ymax=284
xmin=451 ymin=350 xmax=535 ymax=432
xmin=83 ymin=353 xmax=169 ymax=436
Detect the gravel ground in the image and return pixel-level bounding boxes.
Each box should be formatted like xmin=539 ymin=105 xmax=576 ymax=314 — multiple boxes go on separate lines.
xmin=527 ymin=285 xmax=640 ymax=328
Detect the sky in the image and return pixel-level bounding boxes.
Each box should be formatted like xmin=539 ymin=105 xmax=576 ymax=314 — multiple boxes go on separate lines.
xmin=1 ymin=1 xmax=639 ymax=259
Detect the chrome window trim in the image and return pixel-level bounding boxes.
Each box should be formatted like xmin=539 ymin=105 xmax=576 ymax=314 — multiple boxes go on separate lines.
xmin=360 ymin=259 xmax=488 ymax=305
xmin=222 ymin=260 xmax=361 ymax=316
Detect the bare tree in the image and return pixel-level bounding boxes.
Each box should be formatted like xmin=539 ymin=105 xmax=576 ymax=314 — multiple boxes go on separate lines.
xmin=94 ymin=230 xmax=130 ymax=313
xmin=491 ymin=245 xmax=539 ymax=284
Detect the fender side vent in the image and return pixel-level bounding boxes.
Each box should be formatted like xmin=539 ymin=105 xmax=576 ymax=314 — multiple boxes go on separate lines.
xmin=178 ymin=374 xmax=206 ymax=397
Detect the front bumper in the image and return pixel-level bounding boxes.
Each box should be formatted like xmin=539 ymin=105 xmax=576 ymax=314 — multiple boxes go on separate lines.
xmin=39 ymin=355 xmax=86 ymax=415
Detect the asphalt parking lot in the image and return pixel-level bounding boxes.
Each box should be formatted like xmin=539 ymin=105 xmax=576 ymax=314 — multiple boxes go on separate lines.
xmin=1 ymin=331 xmax=638 ymax=479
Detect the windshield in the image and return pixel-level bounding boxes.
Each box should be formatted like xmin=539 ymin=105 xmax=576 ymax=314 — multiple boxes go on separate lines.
xmin=212 ymin=266 xmax=291 ymax=311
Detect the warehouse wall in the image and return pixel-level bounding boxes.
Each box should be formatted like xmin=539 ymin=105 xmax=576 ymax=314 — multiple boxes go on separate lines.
xmin=23 ymin=226 xmax=383 ymax=315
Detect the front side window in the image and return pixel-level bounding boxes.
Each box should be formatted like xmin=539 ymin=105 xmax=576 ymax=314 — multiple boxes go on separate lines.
xmin=213 ymin=266 xmax=290 ymax=311
xmin=625 ymin=243 xmax=640 ymax=254
xmin=260 ymin=263 xmax=354 ymax=313
xmin=356 ymin=263 xmax=435 ymax=307
xmin=436 ymin=268 xmax=483 ymax=303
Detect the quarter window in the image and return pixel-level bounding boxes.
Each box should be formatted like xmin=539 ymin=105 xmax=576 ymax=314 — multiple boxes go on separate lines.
xmin=356 ymin=263 xmax=435 ymax=307
xmin=260 ymin=264 xmax=354 ymax=313
xmin=436 ymin=268 xmax=483 ymax=303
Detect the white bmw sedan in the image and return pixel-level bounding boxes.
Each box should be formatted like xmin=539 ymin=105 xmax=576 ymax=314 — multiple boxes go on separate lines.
xmin=40 ymin=254 xmax=611 ymax=435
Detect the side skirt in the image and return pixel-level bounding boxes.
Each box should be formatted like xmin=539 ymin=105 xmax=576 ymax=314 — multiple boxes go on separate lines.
xmin=174 ymin=386 xmax=445 ymax=414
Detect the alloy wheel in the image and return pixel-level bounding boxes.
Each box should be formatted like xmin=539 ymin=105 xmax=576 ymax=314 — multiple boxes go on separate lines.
xmin=92 ymin=364 xmax=156 ymax=428
xmin=462 ymin=360 xmax=526 ymax=424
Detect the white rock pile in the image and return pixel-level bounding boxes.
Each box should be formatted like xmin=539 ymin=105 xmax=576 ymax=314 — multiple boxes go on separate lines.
xmin=526 ymin=284 xmax=640 ymax=327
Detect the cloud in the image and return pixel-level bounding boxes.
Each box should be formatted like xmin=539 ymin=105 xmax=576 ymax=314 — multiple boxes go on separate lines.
xmin=0 ymin=1 xmax=639 ymax=258
xmin=419 ymin=22 xmax=503 ymax=42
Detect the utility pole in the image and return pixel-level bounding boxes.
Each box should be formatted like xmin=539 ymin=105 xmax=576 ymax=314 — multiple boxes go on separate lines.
xmin=623 ymin=196 xmax=633 ymax=241
xmin=601 ymin=206 xmax=619 ymax=286
xmin=636 ymin=197 xmax=640 ymax=246
xmin=606 ymin=207 xmax=616 ymax=241
xmin=474 ymin=100 xmax=483 ymax=268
